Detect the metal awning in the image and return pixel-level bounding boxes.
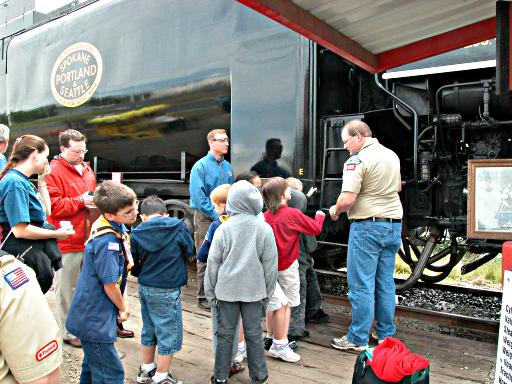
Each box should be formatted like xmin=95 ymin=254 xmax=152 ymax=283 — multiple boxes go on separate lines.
xmin=236 ymin=0 xmax=498 ymax=73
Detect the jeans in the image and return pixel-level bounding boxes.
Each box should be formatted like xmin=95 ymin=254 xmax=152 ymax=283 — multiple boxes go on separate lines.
xmin=346 ymin=221 xmax=402 ymax=346
xmin=139 ymin=285 xmax=183 ymax=355
xmin=289 ymin=253 xmax=323 ymax=336
xmin=80 ymin=341 xmax=124 ymax=384
xmin=211 ymin=303 xmax=239 ymax=359
xmin=213 ymin=300 xmax=267 ymax=381
xmin=194 ymin=210 xmax=212 ymax=300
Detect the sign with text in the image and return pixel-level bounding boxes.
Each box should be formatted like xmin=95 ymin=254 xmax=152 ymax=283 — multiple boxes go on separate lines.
xmin=495 ymin=270 xmax=512 ymax=383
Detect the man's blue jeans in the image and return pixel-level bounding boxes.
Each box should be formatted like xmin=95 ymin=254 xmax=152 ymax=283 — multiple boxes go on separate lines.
xmin=80 ymin=341 xmax=124 ymax=384
xmin=346 ymin=221 xmax=402 ymax=346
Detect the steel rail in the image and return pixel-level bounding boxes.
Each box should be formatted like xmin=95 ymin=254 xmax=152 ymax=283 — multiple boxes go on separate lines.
xmin=315 ymin=268 xmax=502 ymax=298
xmin=322 ymin=293 xmax=499 ymax=335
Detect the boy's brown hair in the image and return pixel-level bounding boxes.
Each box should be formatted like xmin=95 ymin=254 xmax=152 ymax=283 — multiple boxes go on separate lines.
xmin=286 ymin=177 xmax=303 ymax=191
xmin=210 ymin=184 xmax=231 ymax=205
xmin=93 ymin=181 xmax=137 ymax=215
xmin=262 ymin=177 xmax=287 ymax=213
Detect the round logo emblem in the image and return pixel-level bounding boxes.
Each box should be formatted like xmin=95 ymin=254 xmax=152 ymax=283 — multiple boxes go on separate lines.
xmin=51 ymin=42 xmax=103 ymax=108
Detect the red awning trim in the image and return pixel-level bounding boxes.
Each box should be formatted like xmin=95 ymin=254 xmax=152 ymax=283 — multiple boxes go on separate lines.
xmin=376 ymin=17 xmax=497 ymax=72
xmin=236 ymin=0 xmax=378 ymax=73
xmin=237 ymin=0 xmax=497 ymax=73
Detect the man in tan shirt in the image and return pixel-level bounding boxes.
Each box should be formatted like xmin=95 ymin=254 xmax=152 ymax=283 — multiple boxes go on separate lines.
xmin=328 ymin=119 xmax=402 ymax=352
xmin=0 ymin=251 xmax=61 ymax=384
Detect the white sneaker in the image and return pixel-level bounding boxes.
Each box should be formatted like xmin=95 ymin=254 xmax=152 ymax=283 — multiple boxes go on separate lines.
xmin=233 ymin=347 xmax=247 ymax=363
xmin=269 ymin=343 xmax=301 ymax=362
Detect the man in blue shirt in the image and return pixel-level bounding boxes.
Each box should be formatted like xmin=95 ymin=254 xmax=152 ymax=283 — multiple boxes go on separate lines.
xmin=0 ymin=124 xmax=9 ymax=171
xmin=189 ymin=129 xmax=234 ymax=310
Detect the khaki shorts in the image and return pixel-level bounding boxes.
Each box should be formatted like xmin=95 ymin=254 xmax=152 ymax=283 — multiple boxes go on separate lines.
xmin=267 ymin=260 xmax=300 ymax=311
xmin=0 ymin=255 xmax=61 ymax=384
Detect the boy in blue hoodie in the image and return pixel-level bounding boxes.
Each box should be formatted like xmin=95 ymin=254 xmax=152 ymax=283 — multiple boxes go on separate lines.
xmin=130 ymin=196 xmax=194 ymax=384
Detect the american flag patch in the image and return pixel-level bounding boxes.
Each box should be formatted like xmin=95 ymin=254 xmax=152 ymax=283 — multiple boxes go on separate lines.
xmin=4 ymin=267 xmax=29 ymax=290
xmin=108 ymin=242 xmax=120 ymax=251
xmin=346 ymin=163 xmax=357 ymax=171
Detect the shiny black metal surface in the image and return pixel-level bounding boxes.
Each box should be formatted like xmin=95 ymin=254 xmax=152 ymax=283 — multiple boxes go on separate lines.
xmin=2 ymin=0 xmax=309 ymax=182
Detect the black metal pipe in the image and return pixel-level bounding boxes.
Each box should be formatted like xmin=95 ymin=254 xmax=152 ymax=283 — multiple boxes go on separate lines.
xmin=396 ymin=227 xmax=441 ymax=290
xmin=392 ymin=83 xmax=413 ymax=131
xmin=374 ymin=73 xmax=419 ymax=182
xmin=461 ymin=253 xmax=498 ymax=275
xmin=434 ymin=80 xmax=491 ymax=116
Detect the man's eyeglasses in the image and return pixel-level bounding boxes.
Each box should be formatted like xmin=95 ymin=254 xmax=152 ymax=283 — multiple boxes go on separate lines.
xmin=118 ymin=200 xmax=139 ymax=218
xmin=211 ymin=138 xmax=229 ymax=143
xmin=69 ymin=149 xmax=88 ymax=155
xmin=343 ymin=135 xmax=356 ymax=147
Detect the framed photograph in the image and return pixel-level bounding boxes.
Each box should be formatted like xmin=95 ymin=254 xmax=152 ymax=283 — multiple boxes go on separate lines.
xmin=468 ymin=159 xmax=512 ymax=239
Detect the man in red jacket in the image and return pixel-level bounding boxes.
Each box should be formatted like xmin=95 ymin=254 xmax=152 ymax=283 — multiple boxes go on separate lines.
xmin=46 ymin=129 xmax=96 ymax=348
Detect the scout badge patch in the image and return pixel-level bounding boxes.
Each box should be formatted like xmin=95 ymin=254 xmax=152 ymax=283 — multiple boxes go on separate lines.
xmin=345 ymin=156 xmax=361 ymax=171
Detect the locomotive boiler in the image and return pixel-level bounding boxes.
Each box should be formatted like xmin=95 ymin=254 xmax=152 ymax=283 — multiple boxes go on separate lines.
xmin=0 ymin=0 xmax=508 ymax=287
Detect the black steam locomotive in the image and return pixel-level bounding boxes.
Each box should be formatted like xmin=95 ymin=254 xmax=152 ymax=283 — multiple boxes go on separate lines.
xmin=0 ymin=0 xmax=508 ymax=286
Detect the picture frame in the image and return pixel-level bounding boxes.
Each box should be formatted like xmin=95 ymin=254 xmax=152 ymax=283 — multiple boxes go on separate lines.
xmin=467 ymin=159 xmax=512 ymax=240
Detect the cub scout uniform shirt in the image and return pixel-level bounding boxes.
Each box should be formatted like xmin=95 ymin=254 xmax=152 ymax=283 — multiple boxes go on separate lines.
xmin=66 ymin=217 xmax=128 ymax=344
xmin=0 ymin=254 xmax=61 ymax=384
xmin=341 ymin=138 xmax=403 ymax=220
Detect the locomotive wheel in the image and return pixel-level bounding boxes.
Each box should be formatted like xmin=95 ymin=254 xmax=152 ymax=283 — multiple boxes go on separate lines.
xmin=397 ymin=226 xmax=466 ymax=288
xmin=164 ymin=199 xmax=194 ymax=232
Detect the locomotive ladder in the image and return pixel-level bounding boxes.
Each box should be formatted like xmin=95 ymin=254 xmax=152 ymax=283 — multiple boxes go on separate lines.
xmin=317 ymin=117 xmax=350 ymax=252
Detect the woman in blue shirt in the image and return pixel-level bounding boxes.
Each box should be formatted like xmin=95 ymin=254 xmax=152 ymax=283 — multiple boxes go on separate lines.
xmin=0 ymin=135 xmax=74 ymax=293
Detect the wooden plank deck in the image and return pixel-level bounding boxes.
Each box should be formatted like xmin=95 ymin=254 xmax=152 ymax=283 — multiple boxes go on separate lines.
xmin=49 ymin=276 xmax=498 ymax=383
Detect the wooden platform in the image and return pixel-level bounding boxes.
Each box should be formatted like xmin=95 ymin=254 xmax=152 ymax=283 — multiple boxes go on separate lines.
xmin=50 ymin=276 xmax=498 ymax=383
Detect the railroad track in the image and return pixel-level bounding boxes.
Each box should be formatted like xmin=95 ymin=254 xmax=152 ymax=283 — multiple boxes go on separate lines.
xmin=322 ymin=293 xmax=499 ymax=336
xmin=187 ymin=266 xmax=499 ymax=337
xmin=315 ymin=268 xmax=502 ymax=298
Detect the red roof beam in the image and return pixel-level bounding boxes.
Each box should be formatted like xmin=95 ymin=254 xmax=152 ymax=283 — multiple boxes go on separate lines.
xmin=376 ymin=17 xmax=497 ymax=72
xmin=236 ymin=0 xmax=379 ymax=73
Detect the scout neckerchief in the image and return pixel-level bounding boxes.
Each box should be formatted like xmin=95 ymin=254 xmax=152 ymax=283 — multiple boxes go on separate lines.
xmin=219 ymin=215 xmax=229 ymax=223
xmin=86 ymin=216 xmax=134 ymax=271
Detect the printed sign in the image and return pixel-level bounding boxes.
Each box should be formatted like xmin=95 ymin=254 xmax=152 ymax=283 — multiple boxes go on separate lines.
xmin=495 ymin=270 xmax=512 ymax=383
xmin=50 ymin=42 xmax=103 ymax=108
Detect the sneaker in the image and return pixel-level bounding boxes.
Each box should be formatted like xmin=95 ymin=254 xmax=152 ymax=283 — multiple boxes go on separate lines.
xmin=287 ymin=340 xmax=300 ymax=353
xmin=233 ymin=347 xmax=246 ymax=363
xmin=210 ymin=377 xmax=228 ymax=384
xmin=269 ymin=343 xmax=301 ymax=362
xmin=330 ymin=335 xmax=368 ymax=352
xmin=288 ymin=330 xmax=310 ymax=341
xmin=263 ymin=336 xmax=272 ymax=351
xmin=229 ymin=361 xmax=245 ymax=377
xmin=63 ymin=337 xmax=82 ymax=348
xmin=151 ymin=373 xmax=182 ymax=384
xmin=306 ymin=309 xmax=330 ymax=323
xmin=197 ymin=298 xmax=211 ymax=311
xmin=137 ymin=366 xmax=156 ymax=384
xmin=252 ymin=376 xmax=269 ymax=384
xmin=371 ymin=331 xmax=387 ymax=344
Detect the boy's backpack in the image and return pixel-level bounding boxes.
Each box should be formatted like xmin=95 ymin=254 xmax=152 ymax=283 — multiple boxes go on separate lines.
xmin=352 ymin=350 xmax=430 ymax=384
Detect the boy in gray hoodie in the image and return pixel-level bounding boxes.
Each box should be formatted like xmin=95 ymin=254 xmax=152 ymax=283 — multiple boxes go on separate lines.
xmin=205 ymin=180 xmax=278 ymax=384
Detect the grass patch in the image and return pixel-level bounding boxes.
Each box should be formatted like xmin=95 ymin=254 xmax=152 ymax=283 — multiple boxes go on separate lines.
xmin=394 ymin=253 xmax=503 ymax=288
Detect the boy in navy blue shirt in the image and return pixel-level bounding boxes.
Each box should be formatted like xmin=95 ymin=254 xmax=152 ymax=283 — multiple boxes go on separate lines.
xmin=131 ymin=196 xmax=194 ymax=384
xmin=66 ymin=181 xmax=138 ymax=384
